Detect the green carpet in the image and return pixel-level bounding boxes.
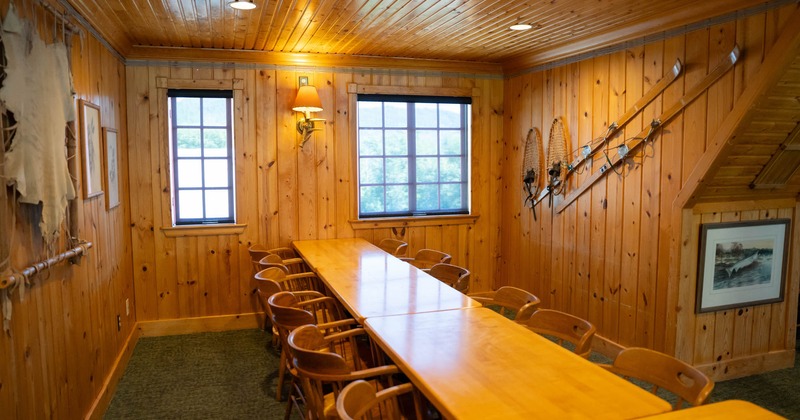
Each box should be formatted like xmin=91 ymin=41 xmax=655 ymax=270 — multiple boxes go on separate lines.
xmin=104 ymin=329 xmax=297 ymax=419
xmin=106 ymin=329 xmax=800 ymax=419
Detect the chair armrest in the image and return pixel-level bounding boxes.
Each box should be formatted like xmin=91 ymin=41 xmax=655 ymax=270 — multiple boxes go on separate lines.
xmin=323 ymin=327 xmax=368 ymax=342
xmin=467 ymin=291 xmax=496 ymax=299
xmin=345 ymin=365 xmax=401 ymax=381
xmin=296 ymin=296 xmax=337 ymax=308
xmin=292 ymin=291 xmax=327 ymax=299
xmin=318 ymin=318 xmax=359 ymax=330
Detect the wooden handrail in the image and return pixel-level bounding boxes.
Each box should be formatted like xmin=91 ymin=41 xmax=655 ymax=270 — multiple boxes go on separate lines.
xmin=0 ymin=241 xmax=92 ymax=290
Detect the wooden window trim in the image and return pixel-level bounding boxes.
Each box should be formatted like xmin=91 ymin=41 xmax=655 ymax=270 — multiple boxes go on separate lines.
xmin=347 ymin=83 xmax=481 ymax=226
xmin=349 ymin=214 xmax=478 ymax=230
xmin=160 ymin=223 xmax=247 ymax=237
xmin=156 ymin=77 xmax=245 ymax=230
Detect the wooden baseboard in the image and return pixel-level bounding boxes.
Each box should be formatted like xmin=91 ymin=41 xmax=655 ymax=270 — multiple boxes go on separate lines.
xmin=696 ymin=349 xmax=796 ymax=381
xmin=85 ymin=326 xmax=141 ymax=420
xmin=137 ymin=313 xmax=261 ymax=337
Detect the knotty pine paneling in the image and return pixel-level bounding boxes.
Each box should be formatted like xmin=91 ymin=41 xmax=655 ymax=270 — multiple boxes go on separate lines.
xmin=0 ymin=1 xmax=132 ymax=418
xmin=500 ymin=3 xmax=799 ymax=378
xmin=125 ymin=65 xmax=504 ymax=322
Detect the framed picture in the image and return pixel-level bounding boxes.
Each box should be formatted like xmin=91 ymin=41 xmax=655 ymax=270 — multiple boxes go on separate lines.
xmin=80 ymin=100 xmax=103 ymax=198
xmin=696 ymin=219 xmax=790 ymax=313
xmin=103 ymin=127 xmax=120 ymax=209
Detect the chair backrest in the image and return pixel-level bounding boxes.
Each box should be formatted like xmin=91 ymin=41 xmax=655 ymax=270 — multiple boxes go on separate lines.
xmin=414 ymin=248 xmax=452 ymax=264
xmin=377 ymin=238 xmax=408 ymax=257
xmin=268 ymin=292 xmax=317 ymax=332
xmin=248 ymin=244 xmax=272 ymax=274
xmin=289 ymin=324 xmax=353 ymax=376
xmin=608 ymin=347 xmax=714 ymax=409
xmin=427 ymin=263 xmax=471 ymax=294
xmin=337 ymin=380 xmax=420 ymax=420
xmin=524 ymin=309 xmax=596 ymax=358
xmin=257 ymin=254 xmax=291 ymax=274
xmin=254 ymin=267 xmax=286 ymax=306
xmin=469 ymin=286 xmax=540 ymax=321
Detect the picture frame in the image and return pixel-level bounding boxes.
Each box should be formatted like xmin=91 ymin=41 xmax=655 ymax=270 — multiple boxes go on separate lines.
xmin=696 ymin=219 xmax=790 ymax=313
xmin=102 ymin=127 xmax=120 ymax=209
xmin=79 ymin=100 xmax=103 ymax=199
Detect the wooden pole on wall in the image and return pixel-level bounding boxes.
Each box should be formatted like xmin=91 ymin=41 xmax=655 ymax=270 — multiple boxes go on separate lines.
xmin=1 ymin=110 xmax=10 ymax=275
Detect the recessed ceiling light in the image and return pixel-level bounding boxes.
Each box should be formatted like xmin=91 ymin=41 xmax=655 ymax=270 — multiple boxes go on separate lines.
xmin=228 ymin=0 xmax=257 ymax=10
xmin=510 ymin=24 xmax=533 ymax=31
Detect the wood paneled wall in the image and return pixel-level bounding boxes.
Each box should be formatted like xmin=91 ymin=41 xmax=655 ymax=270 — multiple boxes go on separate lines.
xmin=0 ymin=1 xmax=132 ymax=418
xmin=125 ymin=66 xmax=504 ymax=322
xmin=500 ymin=4 xmax=799 ymax=379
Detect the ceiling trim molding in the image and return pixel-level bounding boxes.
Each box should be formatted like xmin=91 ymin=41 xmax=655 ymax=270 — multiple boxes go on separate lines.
xmin=125 ymin=45 xmax=503 ymax=78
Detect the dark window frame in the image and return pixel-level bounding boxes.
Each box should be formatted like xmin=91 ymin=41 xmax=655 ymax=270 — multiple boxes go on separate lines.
xmin=168 ymin=89 xmax=235 ymax=225
xmin=356 ymin=94 xmax=471 ymax=218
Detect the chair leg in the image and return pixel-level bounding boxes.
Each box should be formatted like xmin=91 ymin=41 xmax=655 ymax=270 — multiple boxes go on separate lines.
xmin=284 ymin=375 xmax=304 ymax=420
xmin=276 ymin=347 xmax=286 ymax=401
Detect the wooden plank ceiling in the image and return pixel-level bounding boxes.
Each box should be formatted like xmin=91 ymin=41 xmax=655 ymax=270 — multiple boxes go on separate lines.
xmin=66 ymin=0 xmax=767 ymax=69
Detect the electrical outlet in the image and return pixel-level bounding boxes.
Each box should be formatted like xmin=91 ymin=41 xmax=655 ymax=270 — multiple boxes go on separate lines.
xmin=117 ymin=315 xmax=121 ymax=331
xmin=125 ymin=298 xmax=130 ymax=316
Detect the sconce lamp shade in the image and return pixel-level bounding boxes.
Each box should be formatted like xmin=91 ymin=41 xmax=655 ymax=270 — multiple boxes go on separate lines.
xmin=292 ymin=86 xmax=323 ymax=113
xmin=228 ymin=0 xmax=257 ymax=10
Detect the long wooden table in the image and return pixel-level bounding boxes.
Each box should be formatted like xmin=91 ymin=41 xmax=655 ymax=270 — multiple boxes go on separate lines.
xmin=292 ymin=238 xmax=480 ymax=322
xmin=365 ymin=308 xmax=673 ymax=419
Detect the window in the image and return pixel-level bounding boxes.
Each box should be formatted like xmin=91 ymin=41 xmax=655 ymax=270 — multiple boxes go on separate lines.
xmin=357 ymin=94 xmax=471 ymax=218
xmin=168 ymin=89 xmax=235 ymax=225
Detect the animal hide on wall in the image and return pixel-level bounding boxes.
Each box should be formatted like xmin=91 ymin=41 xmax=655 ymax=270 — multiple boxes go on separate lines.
xmin=0 ymin=5 xmax=76 ymax=242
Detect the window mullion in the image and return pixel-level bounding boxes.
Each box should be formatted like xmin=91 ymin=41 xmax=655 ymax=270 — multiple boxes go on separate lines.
xmin=407 ymin=103 xmax=416 ymax=213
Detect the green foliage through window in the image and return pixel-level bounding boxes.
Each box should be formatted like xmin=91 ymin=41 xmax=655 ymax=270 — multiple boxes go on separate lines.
xmin=357 ymin=95 xmax=470 ymax=218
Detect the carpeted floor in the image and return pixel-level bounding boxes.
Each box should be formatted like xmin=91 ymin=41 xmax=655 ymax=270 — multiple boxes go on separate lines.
xmin=105 ymin=329 xmax=800 ymax=419
xmin=104 ymin=329 xmax=297 ymax=419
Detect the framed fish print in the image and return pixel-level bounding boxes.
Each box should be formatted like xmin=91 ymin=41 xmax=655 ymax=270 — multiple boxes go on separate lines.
xmin=80 ymin=100 xmax=103 ymax=199
xmin=103 ymin=127 xmax=120 ymax=209
xmin=696 ymin=219 xmax=790 ymax=313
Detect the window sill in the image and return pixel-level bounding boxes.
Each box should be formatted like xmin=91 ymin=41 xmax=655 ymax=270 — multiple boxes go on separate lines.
xmin=160 ymin=223 xmax=247 ymax=237
xmin=349 ymin=215 xmax=479 ymax=230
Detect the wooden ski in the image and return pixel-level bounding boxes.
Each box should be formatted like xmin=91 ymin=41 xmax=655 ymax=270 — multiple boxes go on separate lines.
xmin=556 ymin=45 xmax=740 ymax=213
xmin=564 ymin=59 xmax=683 ymax=179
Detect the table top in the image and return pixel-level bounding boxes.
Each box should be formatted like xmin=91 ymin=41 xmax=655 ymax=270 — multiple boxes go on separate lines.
xmin=641 ymin=400 xmax=783 ymax=419
xmin=365 ymin=308 xmax=673 ymax=419
xmin=293 ymin=238 xmax=480 ymax=322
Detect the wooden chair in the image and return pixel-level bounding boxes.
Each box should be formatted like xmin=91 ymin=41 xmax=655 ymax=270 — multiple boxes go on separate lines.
xmin=521 ymin=309 xmax=596 ymax=358
xmin=423 ymin=263 xmax=470 ymax=294
xmin=601 ymin=347 xmax=714 ymax=409
xmin=399 ymin=249 xmax=452 ymax=270
xmin=468 ymin=286 xmax=540 ymax=322
xmin=336 ymin=380 xmax=424 ymax=420
xmin=255 ymin=266 xmax=326 ymax=295
xmin=288 ymin=324 xmax=400 ymax=420
xmin=268 ymin=291 xmax=353 ymax=407
xmin=249 ymin=244 xmax=302 ymax=274
xmin=258 ymin=253 xmax=310 ymax=276
xmin=377 ymin=238 xmax=408 ymax=257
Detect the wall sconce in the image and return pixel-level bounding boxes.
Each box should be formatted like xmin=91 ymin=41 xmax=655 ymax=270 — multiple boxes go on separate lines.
xmin=292 ymin=80 xmax=324 ymax=148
